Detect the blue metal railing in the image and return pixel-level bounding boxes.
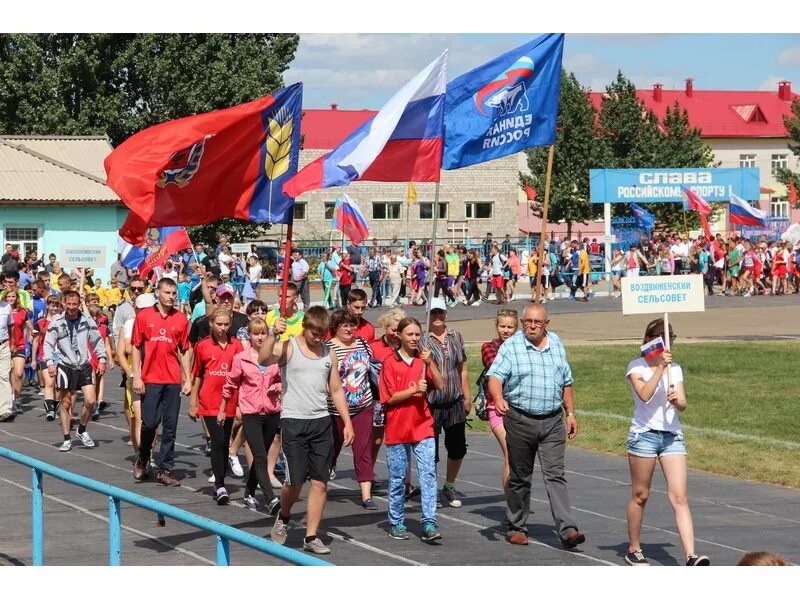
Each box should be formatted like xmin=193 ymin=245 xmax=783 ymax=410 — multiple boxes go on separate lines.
xmin=0 ymin=446 xmax=331 ymax=566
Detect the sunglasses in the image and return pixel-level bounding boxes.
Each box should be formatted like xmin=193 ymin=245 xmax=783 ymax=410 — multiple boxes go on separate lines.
xmin=650 ymin=331 xmax=677 ymax=341
xmin=129 ymin=287 xmax=145 ymax=293
xmin=497 ymin=309 xmax=518 ymax=317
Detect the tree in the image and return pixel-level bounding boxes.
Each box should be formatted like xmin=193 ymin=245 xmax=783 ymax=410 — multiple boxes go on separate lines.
xmin=0 ymin=33 xmax=300 ymax=241
xmin=595 ymin=71 xmax=715 ymax=231
xmin=523 ymin=69 xmax=603 ymax=239
xmin=777 ymin=98 xmax=800 ymax=207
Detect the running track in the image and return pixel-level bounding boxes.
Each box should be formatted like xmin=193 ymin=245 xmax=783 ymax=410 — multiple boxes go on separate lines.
xmin=1 ymin=383 xmax=799 ymax=566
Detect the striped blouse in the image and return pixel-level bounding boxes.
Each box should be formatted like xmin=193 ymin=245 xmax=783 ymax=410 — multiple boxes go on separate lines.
xmin=325 ymin=337 xmax=374 ymax=417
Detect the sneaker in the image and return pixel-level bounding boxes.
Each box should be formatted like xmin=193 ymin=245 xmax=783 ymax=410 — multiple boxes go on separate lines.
xmin=389 ymin=523 xmax=410 ymax=540
xmin=421 ymin=523 xmax=442 ymax=543
xmin=472 ymin=300 xmax=481 ymax=307
xmin=228 ymin=455 xmax=244 ymax=477
xmin=99 ymin=400 xmax=108 ymax=411
xmin=0 ymin=412 xmax=15 ymax=422
xmin=76 ymin=430 xmax=95 ymax=448
xmin=270 ymin=517 xmax=289 ymax=545
xmin=436 ymin=492 xmax=443 ymax=509
xmin=91 ymin=406 xmax=100 ymax=421
xmin=243 ymin=494 xmax=260 ymax=511
xmin=58 ymin=439 xmax=72 ymax=452
xmin=45 ymin=409 xmax=56 ymax=422
xmin=214 ymin=487 xmax=230 ymax=505
xmin=203 ymin=439 xmax=212 ymax=456
xmin=156 ymin=470 xmax=181 ymax=487
xmin=625 ymin=548 xmax=650 ymax=566
xmin=270 ymin=477 xmax=283 ymax=489
xmin=686 ymin=554 xmax=711 ymax=566
xmin=440 ymin=486 xmax=462 ymax=508
xmin=267 ymin=497 xmax=281 ymax=516
xmin=208 ymin=473 xmax=216 ymax=483
xmin=405 ymin=484 xmax=420 ymax=500
xmin=303 ymin=537 xmax=331 ymax=555
xmin=13 ymin=401 xmax=23 ymax=415
xmin=133 ymin=456 xmax=148 ymax=481
xmin=361 ymin=498 xmax=378 ymax=511
xmin=328 ymin=466 xmax=336 ymax=481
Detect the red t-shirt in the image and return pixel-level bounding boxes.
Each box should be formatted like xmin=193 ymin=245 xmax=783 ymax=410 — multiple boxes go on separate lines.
xmin=354 ymin=317 xmax=375 ymax=343
xmin=88 ymin=321 xmax=109 ymax=371
xmin=368 ymin=335 xmax=396 ymax=364
xmin=379 ymin=351 xmax=436 ymax=444
xmin=132 ymin=306 xmax=190 ymax=384
xmin=36 ymin=318 xmax=51 ymax=361
xmin=192 ymin=336 xmax=243 ymax=417
xmin=9 ymin=308 xmax=30 ymax=351
xmin=338 ymin=259 xmax=353 ymax=285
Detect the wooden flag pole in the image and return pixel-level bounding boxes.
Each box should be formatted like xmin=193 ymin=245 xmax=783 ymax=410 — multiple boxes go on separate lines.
xmin=279 ymin=222 xmax=293 ymax=319
xmin=424 ymin=181 xmax=441 ymax=334
xmin=534 ymin=145 xmax=555 ymax=304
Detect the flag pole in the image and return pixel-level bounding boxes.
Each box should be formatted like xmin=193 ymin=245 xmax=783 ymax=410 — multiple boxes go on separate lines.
xmin=534 ymin=145 xmax=555 ymax=304
xmin=424 ymin=181 xmax=441 ymax=333
xmin=279 ymin=221 xmax=293 ymax=318
xmin=663 ymin=311 xmax=672 ymax=390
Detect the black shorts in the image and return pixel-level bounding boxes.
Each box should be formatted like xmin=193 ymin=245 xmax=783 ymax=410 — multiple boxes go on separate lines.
xmin=280 ymin=417 xmax=333 ymax=485
xmin=11 ymin=349 xmax=26 ymax=360
xmin=56 ymin=364 xmax=94 ymax=392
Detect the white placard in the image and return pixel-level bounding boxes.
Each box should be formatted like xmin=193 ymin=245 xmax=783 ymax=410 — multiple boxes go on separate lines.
xmin=230 ymin=243 xmax=251 ymax=254
xmin=621 ymin=274 xmax=705 ymax=315
xmin=603 ymin=234 xmax=616 ymax=243
xmin=59 ymin=245 xmax=107 ymax=269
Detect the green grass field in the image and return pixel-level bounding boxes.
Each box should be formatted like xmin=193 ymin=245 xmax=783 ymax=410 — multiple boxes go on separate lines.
xmin=464 ymin=341 xmax=800 ymax=488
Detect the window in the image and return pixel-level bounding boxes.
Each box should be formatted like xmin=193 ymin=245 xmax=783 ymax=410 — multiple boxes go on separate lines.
xmin=293 ymin=202 xmax=306 ymax=220
xmin=4 ymin=226 xmax=40 ymax=258
xmin=771 ymin=199 xmax=789 ymax=219
xmin=465 ymin=202 xmax=493 ymax=219
xmin=324 ymin=202 xmax=336 ymax=220
xmin=419 ymin=202 xmax=448 ymax=220
xmin=771 ymin=154 xmax=788 ymax=175
xmin=739 ymin=154 xmax=757 ymax=168
xmin=373 ymin=202 xmax=401 ymax=220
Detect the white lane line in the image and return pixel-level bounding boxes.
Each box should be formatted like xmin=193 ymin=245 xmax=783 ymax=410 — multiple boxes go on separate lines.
xmin=467 ymin=446 xmax=800 ymax=525
xmin=1 ymin=426 xmax=419 ymax=567
xmin=0 ymin=475 xmax=214 ymax=565
xmin=339 ymin=450 xmax=617 ymax=566
xmin=579 ymin=409 xmax=800 ymax=450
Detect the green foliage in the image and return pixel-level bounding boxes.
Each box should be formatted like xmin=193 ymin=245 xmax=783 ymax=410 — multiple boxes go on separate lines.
xmin=0 ymin=33 xmax=299 ymax=145
xmin=524 ymin=70 xmax=602 ymax=238
xmin=596 ymin=73 xmax=715 ymax=231
xmin=187 ymin=218 xmax=274 ymax=248
xmin=784 ymin=97 xmax=800 ymax=158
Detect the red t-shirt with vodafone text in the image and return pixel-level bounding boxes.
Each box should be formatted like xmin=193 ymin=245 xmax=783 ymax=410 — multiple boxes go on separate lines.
xmin=132 ymin=306 xmax=190 ymax=384
xmin=192 ymin=336 xmax=243 ymax=417
xmin=379 ymin=350 xmax=436 ymax=445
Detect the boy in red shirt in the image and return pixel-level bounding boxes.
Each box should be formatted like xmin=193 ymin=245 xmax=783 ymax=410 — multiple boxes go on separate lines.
xmin=379 ymin=316 xmax=443 ymax=543
xmin=131 ymin=278 xmax=191 ymax=486
xmin=31 ymin=295 xmax=62 ymax=420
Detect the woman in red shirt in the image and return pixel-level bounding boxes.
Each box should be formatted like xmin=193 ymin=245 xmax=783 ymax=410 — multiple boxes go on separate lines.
xmin=379 ymin=317 xmax=444 ymax=543
xmin=221 ymin=317 xmax=281 ymax=516
xmin=189 ymin=308 xmax=243 ymax=505
xmin=6 ymin=290 xmax=34 ymax=413
xmin=338 ymin=251 xmax=354 ymax=305
xmin=480 ymin=309 xmax=519 ymax=496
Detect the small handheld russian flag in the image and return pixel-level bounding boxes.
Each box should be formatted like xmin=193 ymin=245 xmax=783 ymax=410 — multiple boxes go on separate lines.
xmin=640 ymin=336 xmax=665 ymax=360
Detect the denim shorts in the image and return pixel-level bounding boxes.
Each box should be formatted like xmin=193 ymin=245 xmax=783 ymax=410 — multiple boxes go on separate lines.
xmin=626 ymin=429 xmax=686 ymax=458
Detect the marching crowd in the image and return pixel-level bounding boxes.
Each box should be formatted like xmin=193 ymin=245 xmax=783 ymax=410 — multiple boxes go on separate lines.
xmin=5 ymin=229 xmax=795 ymax=565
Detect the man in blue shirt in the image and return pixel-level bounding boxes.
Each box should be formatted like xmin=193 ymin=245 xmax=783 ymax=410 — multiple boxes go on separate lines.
xmin=486 ymin=304 xmax=584 ymax=549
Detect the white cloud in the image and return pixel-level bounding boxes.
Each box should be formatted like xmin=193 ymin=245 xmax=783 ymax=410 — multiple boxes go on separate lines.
xmin=758 ymin=76 xmax=785 ymax=91
xmin=777 ymin=45 xmax=800 ymax=65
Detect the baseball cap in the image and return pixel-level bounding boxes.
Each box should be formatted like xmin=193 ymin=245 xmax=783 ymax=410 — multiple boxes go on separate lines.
xmin=430 ymin=297 xmax=448 ymax=312
xmin=135 ymin=294 xmax=157 ymax=309
xmin=215 ymin=283 xmax=235 ymax=298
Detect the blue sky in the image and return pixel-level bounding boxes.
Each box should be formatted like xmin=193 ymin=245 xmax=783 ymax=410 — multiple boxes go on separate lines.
xmin=285 ymin=33 xmax=800 ymax=110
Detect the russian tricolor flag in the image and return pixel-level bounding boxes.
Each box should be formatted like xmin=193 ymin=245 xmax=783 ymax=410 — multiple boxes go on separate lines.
xmin=283 ymin=51 xmax=447 ymax=197
xmin=729 ymin=193 xmax=768 ymax=227
xmin=640 ymin=336 xmax=666 ymax=360
xmin=117 ymin=226 xmax=192 ymax=279
xmin=334 ymin=193 xmax=370 ymax=246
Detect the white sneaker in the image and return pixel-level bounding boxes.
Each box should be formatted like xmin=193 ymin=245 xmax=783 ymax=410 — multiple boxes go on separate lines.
xmin=59 ymin=439 xmax=72 ymax=452
xmin=472 ymin=300 xmax=481 ymax=307
xmin=228 ymin=455 xmax=244 ymax=477
xmin=76 ymin=430 xmax=95 ymax=448
xmin=208 ymin=473 xmax=216 ymax=483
